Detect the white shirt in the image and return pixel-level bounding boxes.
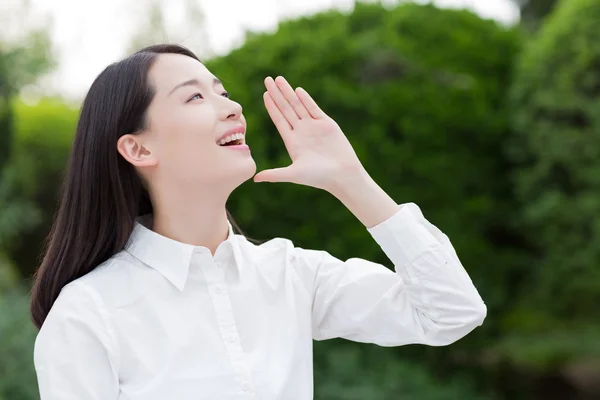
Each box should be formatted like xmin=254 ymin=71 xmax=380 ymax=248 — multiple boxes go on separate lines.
xmin=34 ymin=203 xmax=486 ymax=400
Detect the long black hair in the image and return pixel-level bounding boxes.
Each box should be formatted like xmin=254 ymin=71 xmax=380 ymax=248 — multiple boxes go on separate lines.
xmin=30 ymin=44 xmax=242 ymax=329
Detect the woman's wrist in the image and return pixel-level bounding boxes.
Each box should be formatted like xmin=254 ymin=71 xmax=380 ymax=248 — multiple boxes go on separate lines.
xmin=328 ymin=167 xmax=400 ymax=229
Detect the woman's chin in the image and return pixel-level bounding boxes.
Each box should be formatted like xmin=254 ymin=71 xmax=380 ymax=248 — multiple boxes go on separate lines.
xmin=184 ymin=158 xmax=256 ymax=190
xmin=242 ymin=159 xmax=257 ymax=181
xmin=230 ymin=158 xmax=257 ymax=186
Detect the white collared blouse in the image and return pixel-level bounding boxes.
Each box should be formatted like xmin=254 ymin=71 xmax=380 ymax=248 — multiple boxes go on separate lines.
xmin=34 ymin=203 xmax=486 ymax=399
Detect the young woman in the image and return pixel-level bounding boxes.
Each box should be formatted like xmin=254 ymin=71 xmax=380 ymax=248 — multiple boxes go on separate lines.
xmin=31 ymin=44 xmax=486 ymax=400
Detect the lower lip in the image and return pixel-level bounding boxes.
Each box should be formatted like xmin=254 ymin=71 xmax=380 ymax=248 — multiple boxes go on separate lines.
xmin=221 ymin=144 xmax=250 ymax=151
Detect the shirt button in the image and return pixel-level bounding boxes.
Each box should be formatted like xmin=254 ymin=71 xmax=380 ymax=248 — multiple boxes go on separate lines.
xmin=214 ymin=286 xmax=222 ymax=295
xmin=228 ymin=334 xmax=236 ymax=343
xmin=241 ymin=382 xmax=249 ymax=391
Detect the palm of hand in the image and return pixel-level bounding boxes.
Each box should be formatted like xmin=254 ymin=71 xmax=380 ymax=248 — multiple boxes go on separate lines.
xmin=254 ymin=76 xmax=362 ymax=191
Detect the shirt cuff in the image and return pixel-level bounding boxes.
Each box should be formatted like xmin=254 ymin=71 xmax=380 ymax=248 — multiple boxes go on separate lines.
xmin=366 ymin=202 xmax=438 ymax=266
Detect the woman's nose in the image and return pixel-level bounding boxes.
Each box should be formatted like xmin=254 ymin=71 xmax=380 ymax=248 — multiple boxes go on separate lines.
xmin=222 ymin=98 xmax=243 ymax=120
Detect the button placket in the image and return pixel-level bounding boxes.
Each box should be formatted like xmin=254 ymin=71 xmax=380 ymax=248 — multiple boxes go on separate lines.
xmin=199 ymin=254 xmax=255 ymax=398
xmin=239 ymin=370 xmax=255 ymax=396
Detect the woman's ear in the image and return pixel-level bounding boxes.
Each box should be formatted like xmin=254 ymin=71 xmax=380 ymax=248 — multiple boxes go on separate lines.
xmin=117 ymin=133 xmax=158 ymax=168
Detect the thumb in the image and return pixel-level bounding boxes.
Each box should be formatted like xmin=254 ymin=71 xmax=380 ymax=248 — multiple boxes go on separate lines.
xmin=253 ymin=166 xmax=296 ymax=183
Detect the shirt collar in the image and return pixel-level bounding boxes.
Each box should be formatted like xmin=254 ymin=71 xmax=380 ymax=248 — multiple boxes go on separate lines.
xmin=124 ymin=215 xmax=236 ymax=291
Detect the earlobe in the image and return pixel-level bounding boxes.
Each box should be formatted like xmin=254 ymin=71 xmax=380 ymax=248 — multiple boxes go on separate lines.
xmin=116 ymin=134 xmax=158 ymax=167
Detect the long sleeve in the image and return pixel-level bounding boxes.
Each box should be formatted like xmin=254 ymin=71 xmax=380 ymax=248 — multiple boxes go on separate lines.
xmin=34 ymin=282 xmax=120 ymax=399
xmin=292 ymin=202 xmax=486 ymax=346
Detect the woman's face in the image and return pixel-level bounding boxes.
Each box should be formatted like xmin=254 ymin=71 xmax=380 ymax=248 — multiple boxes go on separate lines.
xmin=127 ymin=53 xmax=256 ymax=192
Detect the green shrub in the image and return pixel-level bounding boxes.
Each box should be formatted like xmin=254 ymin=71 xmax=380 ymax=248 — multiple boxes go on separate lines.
xmin=506 ymin=0 xmax=600 ymax=368
xmin=313 ymin=341 xmax=490 ymax=400
xmin=2 ymin=99 xmax=78 ymax=278
xmin=0 ymin=287 xmax=38 ymax=400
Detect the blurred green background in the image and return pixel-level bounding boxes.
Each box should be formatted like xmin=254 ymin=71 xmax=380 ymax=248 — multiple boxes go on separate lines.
xmin=1 ymin=0 xmax=599 ymax=399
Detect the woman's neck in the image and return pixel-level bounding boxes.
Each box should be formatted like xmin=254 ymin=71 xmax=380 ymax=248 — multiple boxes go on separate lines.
xmin=150 ymin=189 xmax=230 ymax=255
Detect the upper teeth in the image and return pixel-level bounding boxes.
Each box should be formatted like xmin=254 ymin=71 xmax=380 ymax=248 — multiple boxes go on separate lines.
xmin=218 ymin=133 xmax=244 ymax=146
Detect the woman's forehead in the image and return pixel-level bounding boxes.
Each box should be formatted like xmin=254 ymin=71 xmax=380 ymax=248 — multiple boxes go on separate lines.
xmin=149 ymin=54 xmax=215 ymax=92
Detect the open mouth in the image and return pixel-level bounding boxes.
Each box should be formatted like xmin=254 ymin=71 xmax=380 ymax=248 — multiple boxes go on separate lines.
xmin=217 ymin=133 xmax=245 ymax=147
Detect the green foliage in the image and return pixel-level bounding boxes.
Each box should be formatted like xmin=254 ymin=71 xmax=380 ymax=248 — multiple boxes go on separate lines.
xmin=0 ymin=1 xmax=55 ymax=282
xmin=512 ymin=0 xmax=560 ymax=30
xmin=313 ymin=341 xmax=490 ymax=400
xmin=507 ymin=0 xmax=600 ymax=367
xmin=0 ymin=1 xmax=54 ymax=171
xmin=0 ymin=287 xmax=38 ymax=400
xmin=0 ymin=30 xmax=54 ymax=97
xmin=0 ymin=253 xmax=19 ymax=294
xmin=0 ymin=158 xmax=42 ymax=253
xmin=1 ymin=99 xmax=78 ymax=278
xmin=0 ymin=96 xmax=11 ymax=173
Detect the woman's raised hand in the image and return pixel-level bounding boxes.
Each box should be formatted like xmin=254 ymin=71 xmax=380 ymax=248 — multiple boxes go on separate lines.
xmin=254 ymin=76 xmax=364 ymax=193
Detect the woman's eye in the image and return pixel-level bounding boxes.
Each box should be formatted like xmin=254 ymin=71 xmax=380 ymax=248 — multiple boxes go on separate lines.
xmin=188 ymin=93 xmax=203 ymax=102
xmin=221 ymin=91 xmax=230 ymax=98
